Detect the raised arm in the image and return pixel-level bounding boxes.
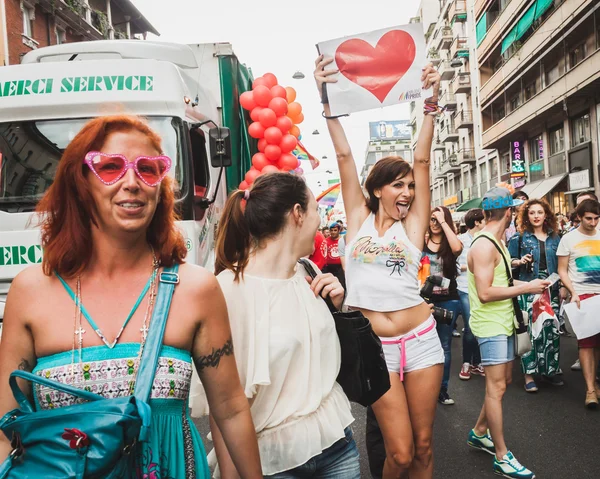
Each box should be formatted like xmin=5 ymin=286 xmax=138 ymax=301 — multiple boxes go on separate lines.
xmin=0 ymin=270 xmax=37 ymax=461
xmin=191 ymin=272 xmax=262 ymax=479
xmin=433 ymin=209 xmax=462 ymax=256
xmin=405 ymin=65 xmax=440 ymax=246
xmin=314 ymin=56 xmax=368 ymax=227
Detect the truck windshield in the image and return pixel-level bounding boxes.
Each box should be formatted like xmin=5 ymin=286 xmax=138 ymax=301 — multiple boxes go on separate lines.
xmin=0 ymin=117 xmax=185 ymax=212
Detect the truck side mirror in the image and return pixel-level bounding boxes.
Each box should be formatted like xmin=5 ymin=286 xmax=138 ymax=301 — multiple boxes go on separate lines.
xmin=209 ymin=127 xmax=232 ymax=168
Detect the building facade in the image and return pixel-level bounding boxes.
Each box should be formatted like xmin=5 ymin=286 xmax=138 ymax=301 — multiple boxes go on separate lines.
xmin=1 ymin=0 xmax=158 ymax=66
xmin=360 ymin=120 xmax=414 ymax=184
xmin=412 ymin=0 xmax=494 ymax=211
xmin=476 ymin=0 xmax=600 ymax=213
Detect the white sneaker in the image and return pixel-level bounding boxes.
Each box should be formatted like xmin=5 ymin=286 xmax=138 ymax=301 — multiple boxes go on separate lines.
xmin=571 ymin=359 xmax=581 ymax=371
xmin=493 ymin=451 xmax=535 ymax=478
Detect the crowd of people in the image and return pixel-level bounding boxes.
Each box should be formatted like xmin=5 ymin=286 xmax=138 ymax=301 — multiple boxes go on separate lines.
xmin=0 ymin=54 xmax=598 ymax=479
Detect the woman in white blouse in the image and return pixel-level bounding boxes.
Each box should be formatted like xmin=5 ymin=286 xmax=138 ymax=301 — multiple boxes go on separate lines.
xmin=205 ymin=172 xmax=358 ymax=478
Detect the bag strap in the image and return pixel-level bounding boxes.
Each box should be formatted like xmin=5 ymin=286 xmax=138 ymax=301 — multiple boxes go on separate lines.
xmin=8 ymin=370 xmax=105 ymax=414
xmin=298 ymin=259 xmax=338 ymax=313
xmin=472 ymin=235 xmax=525 ymax=327
xmin=133 ymin=264 xmax=179 ymax=403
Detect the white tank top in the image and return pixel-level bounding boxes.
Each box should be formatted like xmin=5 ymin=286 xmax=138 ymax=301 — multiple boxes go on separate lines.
xmin=345 ymin=213 xmax=424 ymax=312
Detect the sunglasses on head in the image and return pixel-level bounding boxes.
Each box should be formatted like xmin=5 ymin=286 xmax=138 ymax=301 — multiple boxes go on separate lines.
xmin=84 ymin=151 xmax=172 ymax=187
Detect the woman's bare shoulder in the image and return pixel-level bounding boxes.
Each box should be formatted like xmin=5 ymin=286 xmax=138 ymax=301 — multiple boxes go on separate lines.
xmin=173 ymin=262 xmax=222 ymax=298
xmin=8 ymin=265 xmax=52 ymax=299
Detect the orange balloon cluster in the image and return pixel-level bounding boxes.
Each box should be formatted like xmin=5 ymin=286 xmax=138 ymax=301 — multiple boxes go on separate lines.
xmin=238 ymin=73 xmax=306 ymax=191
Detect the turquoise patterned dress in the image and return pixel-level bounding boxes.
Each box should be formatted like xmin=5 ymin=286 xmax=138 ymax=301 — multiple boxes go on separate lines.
xmin=32 ymin=343 xmax=209 ymax=479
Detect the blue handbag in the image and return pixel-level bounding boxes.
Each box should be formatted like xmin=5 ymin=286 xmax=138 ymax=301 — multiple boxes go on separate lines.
xmin=0 ymin=264 xmax=180 ymax=479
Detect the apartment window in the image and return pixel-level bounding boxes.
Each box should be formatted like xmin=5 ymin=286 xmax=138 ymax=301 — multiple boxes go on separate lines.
xmin=22 ymin=7 xmax=34 ymax=37
xmin=509 ymin=94 xmax=520 ymax=113
xmin=571 ymin=113 xmax=591 ymax=146
xmin=56 ymin=27 xmax=66 ymax=45
xmin=548 ymin=125 xmax=564 ymax=155
xmin=500 ymin=150 xmax=510 ymax=174
xmin=524 ymin=81 xmax=537 ymax=101
xmin=569 ymin=43 xmax=588 ymax=69
xmin=529 ymin=135 xmax=543 ymax=162
xmin=544 ymin=63 xmax=560 ymax=87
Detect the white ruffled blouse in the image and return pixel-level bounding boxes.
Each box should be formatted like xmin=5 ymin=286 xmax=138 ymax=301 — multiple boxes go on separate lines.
xmin=189 ymin=262 xmax=354 ymax=477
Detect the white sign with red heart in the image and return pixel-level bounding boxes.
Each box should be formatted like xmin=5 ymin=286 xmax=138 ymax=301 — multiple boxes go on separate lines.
xmin=317 ymin=24 xmax=431 ymax=116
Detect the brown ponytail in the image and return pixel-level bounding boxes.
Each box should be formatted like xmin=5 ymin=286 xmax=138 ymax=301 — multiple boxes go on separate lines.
xmin=214 ymin=173 xmax=309 ymax=281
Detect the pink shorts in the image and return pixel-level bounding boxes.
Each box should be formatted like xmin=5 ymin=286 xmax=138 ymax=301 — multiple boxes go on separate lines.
xmin=379 ymin=316 xmax=445 ymax=381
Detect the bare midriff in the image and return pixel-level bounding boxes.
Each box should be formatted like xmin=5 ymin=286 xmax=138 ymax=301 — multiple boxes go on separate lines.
xmin=357 ymin=301 xmax=432 ymax=338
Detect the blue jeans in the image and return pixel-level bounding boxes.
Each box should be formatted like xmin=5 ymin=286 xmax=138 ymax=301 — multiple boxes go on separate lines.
xmin=458 ymin=291 xmax=481 ymax=366
xmin=264 ymin=427 xmax=360 ymax=478
xmin=434 ymin=299 xmax=461 ymax=390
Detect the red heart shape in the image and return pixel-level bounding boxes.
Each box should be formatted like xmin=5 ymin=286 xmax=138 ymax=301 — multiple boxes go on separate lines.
xmin=335 ymin=30 xmax=416 ymax=103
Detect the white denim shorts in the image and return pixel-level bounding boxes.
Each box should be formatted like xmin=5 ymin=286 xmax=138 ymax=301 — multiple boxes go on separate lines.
xmin=379 ymin=315 xmax=445 ymax=381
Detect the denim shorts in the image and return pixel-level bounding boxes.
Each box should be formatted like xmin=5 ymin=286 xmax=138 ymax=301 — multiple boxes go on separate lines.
xmin=476 ymin=334 xmax=515 ymax=366
xmin=264 ymin=427 xmax=360 ymax=479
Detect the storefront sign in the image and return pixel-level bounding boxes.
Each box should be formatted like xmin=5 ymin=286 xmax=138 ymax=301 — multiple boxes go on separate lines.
xmin=569 ymin=170 xmax=590 ymax=191
xmin=510 ymin=141 xmax=525 ymax=178
xmin=538 ymin=139 xmax=544 ymax=160
xmin=513 ymin=177 xmax=526 ymax=189
xmin=444 ymin=195 xmax=458 ymax=206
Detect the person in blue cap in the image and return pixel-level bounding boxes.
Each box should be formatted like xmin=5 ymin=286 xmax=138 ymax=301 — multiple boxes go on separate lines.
xmin=466 ymin=186 xmax=550 ymax=479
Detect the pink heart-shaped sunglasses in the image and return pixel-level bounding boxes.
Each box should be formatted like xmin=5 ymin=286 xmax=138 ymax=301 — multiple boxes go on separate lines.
xmin=84 ymin=151 xmax=172 ymax=187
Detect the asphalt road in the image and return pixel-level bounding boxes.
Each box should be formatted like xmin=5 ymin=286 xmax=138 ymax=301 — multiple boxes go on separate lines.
xmin=193 ymin=332 xmax=600 ymax=478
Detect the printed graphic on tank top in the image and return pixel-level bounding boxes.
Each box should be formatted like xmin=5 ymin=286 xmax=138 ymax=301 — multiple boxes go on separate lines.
xmin=345 ymin=213 xmax=423 ymax=312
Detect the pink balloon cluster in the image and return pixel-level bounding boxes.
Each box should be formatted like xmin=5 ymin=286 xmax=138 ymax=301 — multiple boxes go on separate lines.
xmin=238 ymin=73 xmax=306 ymax=190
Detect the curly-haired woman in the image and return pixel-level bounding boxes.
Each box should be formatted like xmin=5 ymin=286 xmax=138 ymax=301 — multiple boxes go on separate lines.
xmin=508 ymin=198 xmax=562 ymax=393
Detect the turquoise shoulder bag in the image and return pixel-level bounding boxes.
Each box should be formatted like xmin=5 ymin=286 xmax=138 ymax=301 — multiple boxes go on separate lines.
xmin=0 ymin=264 xmax=181 ymax=479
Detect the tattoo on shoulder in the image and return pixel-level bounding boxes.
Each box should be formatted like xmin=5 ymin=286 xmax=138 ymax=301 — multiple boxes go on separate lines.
xmin=196 ymin=339 xmax=234 ymax=371
xmin=18 ymin=359 xmax=32 ymax=372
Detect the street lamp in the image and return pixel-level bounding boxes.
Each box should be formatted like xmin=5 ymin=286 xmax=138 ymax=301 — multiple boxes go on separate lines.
xmin=292 ymin=71 xmax=305 ymax=79
xmin=450 ymin=58 xmax=463 ymax=68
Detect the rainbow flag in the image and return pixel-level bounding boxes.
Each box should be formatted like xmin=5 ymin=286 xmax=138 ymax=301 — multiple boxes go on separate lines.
xmin=293 ymin=140 xmax=320 ymax=170
xmin=316 ymin=182 xmax=341 ymax=207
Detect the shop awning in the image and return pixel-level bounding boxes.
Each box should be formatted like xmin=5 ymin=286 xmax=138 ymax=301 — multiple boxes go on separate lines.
xmin=456 ymin=197 xmax=482 ymax=212
xmin=519 ymin=173 xmax=567 ymax=199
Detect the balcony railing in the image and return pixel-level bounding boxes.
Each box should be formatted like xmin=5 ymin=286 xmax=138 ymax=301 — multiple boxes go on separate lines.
xmin=433 ymin=140 xmax=446 ymax=151
xmin=457 ymin=148 xmax=476 ymax=164
xmin=437 ymin=27 xmax=453 ymax=51
xmin=439 ymin=60 xmax=457 ymax=81
xmin=448 ymin=0 xmax=467 ymax=22
xmin=455 ymin=109 xmax=473 ymax=129
xmin=428 ymin=48 xmax=441 ymax=66
xmin=450 ymin=37 xmax=469 ymax=59
xmin=440 ymin=90 xmax=457 ymax=110
xmin=440 ymin=122 xmax=459 ymax=142
xmin=548 ymin=152 xmax=567 ymax=177
xmin=453 ymin=72 xmax=471 ymax=93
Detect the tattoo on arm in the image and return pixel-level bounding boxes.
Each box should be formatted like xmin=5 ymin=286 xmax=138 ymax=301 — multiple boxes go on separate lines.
xmin=196 ymin=339 xmax=234 ymax=371
xmin=18 ymin=359 xmax=32 ymax=372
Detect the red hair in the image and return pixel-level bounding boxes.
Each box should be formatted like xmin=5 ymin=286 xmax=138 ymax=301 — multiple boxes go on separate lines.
xmin=36 ymin=115 xmax=187 ymax=278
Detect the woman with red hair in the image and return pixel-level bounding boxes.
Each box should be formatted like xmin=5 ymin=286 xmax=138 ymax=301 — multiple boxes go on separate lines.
xmin=0 ymin=115 xmax=261 ymax=478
